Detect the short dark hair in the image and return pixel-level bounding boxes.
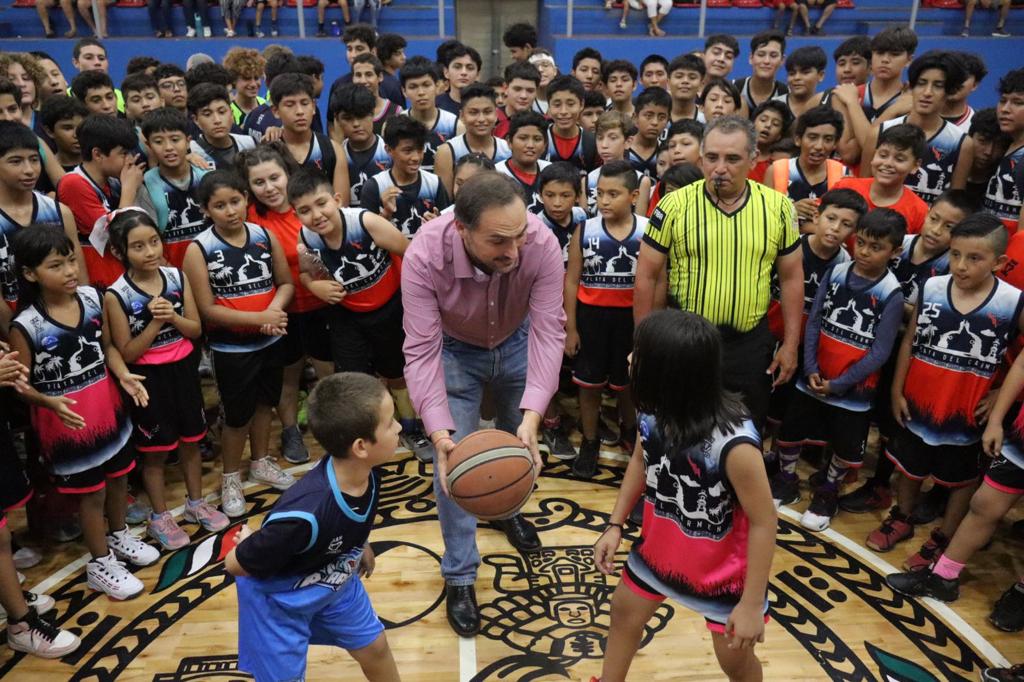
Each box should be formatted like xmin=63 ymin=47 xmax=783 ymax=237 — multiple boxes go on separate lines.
xmin=28 ymin=50 xmax=57 ymax=64
xmin=0 ymin=121 xmax=40 ymax=157
xmin=538 ymin=161 xmax=580 ymax=195
xmin=834 ymin=36 xmax=871 ymax=62
xmin=296 ymin=55 xmax=325 ymax=78
xmin=969 ymin=108 xmax=1010 ymax=146
xmin=818 ymin=187 xmax=869 ymax=218
xmin=704 ymin=34 xmax=740 ymax=57
xmin=907 ymin=51 xmax=967 ymax=96
xmin=383 ymin=114 xmax=427 ymax=149
xmin=661 ymin=162 xmax=703 ymax=191
xmin=455 ymin=152 xmax=496 ymax=175
xmin=459 ymin=83 xmax=498 ymax=107
xmin=503 ymin=22 xmax=537 ymax=49
xmin=750 ymin=30 xmax=785 ymax=55
xmin=454 ymin=171 xmax=525 ymax=229
xmin=951 ymin=51 xmax=987 ymax=85
xmin=39 ymin=94 xmax=88 ymax=132
xmin=399 ymin=56 xmax=440 ymax=87
xmin=287 ymin=167 xmax=333 ymax=203
xmin=640 ymin=54 xmax=670 ymax=75
xmin=700 ymin=77 xmax=741 ymax=109
xmin=376 ymin=34 xmax=408 ymax=65
xmin=435 ymin=39 xmax=463 ymax=66
xmin=196 ymin=168 xmax=248 ymax=207
xmin=999 ymin=67 xmax=1024 ymax=96
xmin=668 ymin=53 xmax=706 ymax=79
xmin=187 ymin=83 xmax=232 ymax=115
xmin=950 ymin=212 xmax=1008 ymax=256
xmin=934 ymin=188 xmax=980 ymax=216
xmin=751 ymin=100 xmax=793 ymax=136
xmin=70 ymin=70 xmax=113 ymax=101
xmin=269 ymin=73 xmax=315 ymax=105
xmin=546 ymin=75 xmax=585 ymax=103
xmin=857 ymin=207 xmax=906 ymax=248
xmin=877 ymin=123 xmax=927 ymax=161
xmin=440 ymin=42 xmax=482 ymax=70
xmin=329 ymin=82 xmax=376 ymax=121
xmin=506 ymin=110 xmax=547 ymax=140
xmin=795 ymin=105 xmax=844 ymax=138
xmin=308 ymin=372 xmax=389 ymax=457
xmin=126 ymin=56 xmax=160 ymax=75
xmin=108 ymin=210 xmax=160 ymax=265
xmin=785 ymin=46 xmax=827 ymax=73
xmin=77 ymin=115 xmax=137 ymax=161
xmin=265 ymin=53 xmax=301 ymax=87
xmin=666 ymin=118 xmax=704 ymax=142
xmin=342 ymin=23 xmax=376 ymax=49
xmin=152 ymin=63 xmax=186 ymax=84
xmin=185 ymin=62 xmax=233 ymax=91
xmin=121 ymin=72 xmax=158 ymax=97
xmin=352 ymin=52 xmax=385 ymax=77
xmin=503 ymin=61 xmax=541 ymax=87
xmin=635 ymin=87 xmax=672 ymax=114
xmin=572 ymin=47 xmax=603 ymax=70
xmin=871 ymin=26 xmax=918 ymax=56
xmin=583 ymin=90 xmax=606 ymax=109
xmin=599 ymin=158 xmax=639 ymax=192
xmin=602 ymin=59 xmax=637 ymax=83
xmin=72 ymin=37 xmax=106 ymax=61
xmin=141 ymin=106 xmax=190 ymax=139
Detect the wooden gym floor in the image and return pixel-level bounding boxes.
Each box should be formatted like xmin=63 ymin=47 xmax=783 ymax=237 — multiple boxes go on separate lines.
xmin=1 ymin=393 xmax=1022 ymax=681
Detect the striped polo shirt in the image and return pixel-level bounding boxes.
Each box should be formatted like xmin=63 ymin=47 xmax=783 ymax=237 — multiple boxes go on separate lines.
xmin=644 ymin=179 xmax=799 ymax=333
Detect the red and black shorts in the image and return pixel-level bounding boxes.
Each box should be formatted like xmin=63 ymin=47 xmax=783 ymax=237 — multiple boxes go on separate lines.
xmin=777 ymin=388 xmax=870 ymax=467
xmin=53 ymin=445 xmax=136 ymax=495
xmin=885 ymin=427 xmax=982 ymax=488
xmin=329 ymin=293 xmax=406 ymax=380
xmin=131 ymin=349 xmax=208 ymax=454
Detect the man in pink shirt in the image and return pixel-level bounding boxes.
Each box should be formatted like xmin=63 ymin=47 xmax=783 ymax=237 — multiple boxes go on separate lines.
xmin=402 ymin=171 xmax=567 ymax=637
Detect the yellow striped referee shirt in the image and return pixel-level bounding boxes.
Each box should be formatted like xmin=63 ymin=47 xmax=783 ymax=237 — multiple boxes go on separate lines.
xmin=644 ymin=179 xmax=799 ymax=333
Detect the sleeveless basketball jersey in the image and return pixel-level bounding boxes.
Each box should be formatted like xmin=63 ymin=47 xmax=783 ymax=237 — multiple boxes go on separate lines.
xmin=62 ymin=167 xmax=123 ymax=287
xmin=890 ymin=234 xmax=950 ymax=306
xmin=984 ymin=144 xmax=1024 ymax=234
xmin=257 ymin=456 xmax=378 ymax=591
xmin=882 ymin=116 xmax=966 ymax=206
xmin=345 ymin=136 xmax=392 ymax=208
xmin=142 ymin=166 xmax=208 ymax=269
xmin=299 ymin=208 xmax=400 ymax=313
xmin=771 ymin=157 xmax=845 ymax=202
xmin=586 ymin=167 xmax=643 ymax=216
xmin=445 ymin=134 xmax=512 ymax=165
xmin=193 ymin=223 xmax=280 ymax=353
xmin=372 ymin=100 xmax=404 ymax=136
xmin=0 ymin=191 xmax=63 ymax=309
xmin=771 ymin=89 xmax=834 ymax=115
xmin=626 ymin=146 xmax=658 ymax=179
xmin=423 ymin=109 xmax=459 ymax=173
xmin=12 ymin=286 xmax=131 ymax=474
xmin=738 ymin=77 xmax=788 ymax=112
xmin=634 ymin=411 xmax=761 ymax=601
xmin=496 ymin=159 xmax=551 ymax=214
xmin=368 ymin=170 xmax=447 ymax=238
xmin=943 ymin=104 xmax=975 ymax=131
xmin=799 ymin=262 xmax=902 ymax=412
xmin=905 ymin=275 xmax=1024 ymax=445
xmin=540 ymin=206 xmax=587 ymax=269
xmin=189 ymin=133 xmax=256 ymax=170
xmin=577 ymin=214 xmax=647 ymax=308
xmin=860 ymin=81 xmax=902 ymax=122
xmin=544 ymin=127 xmax=598 ymax=173
xmin=302 ymin=132 xmax=338 ymax=183
xmin=767 ymin=234 xmax=850 ymax=341
xmin=108 ymin=267 xmax=193 ymax=365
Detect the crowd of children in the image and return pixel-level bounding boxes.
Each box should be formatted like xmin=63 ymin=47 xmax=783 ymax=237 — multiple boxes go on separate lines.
xmin=0 ymin=21 xmax=1022 ymax=681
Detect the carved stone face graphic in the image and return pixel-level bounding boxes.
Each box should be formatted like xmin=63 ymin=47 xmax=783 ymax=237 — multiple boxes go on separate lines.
xmin=551 ymin=597 xmax=594 ymax=627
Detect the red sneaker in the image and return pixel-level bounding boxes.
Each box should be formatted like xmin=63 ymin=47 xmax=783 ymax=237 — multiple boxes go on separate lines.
xmin=904 ymin=528 xmax=949 ymax=572
xmin=866 ymin=508 xmax=914 ymax=552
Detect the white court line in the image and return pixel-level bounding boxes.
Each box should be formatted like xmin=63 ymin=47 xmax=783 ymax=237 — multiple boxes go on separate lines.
xmin=775 ymin=505 xmax=1011 ymax=668
xmin=459 ymin=635 xmax=477 ymax=682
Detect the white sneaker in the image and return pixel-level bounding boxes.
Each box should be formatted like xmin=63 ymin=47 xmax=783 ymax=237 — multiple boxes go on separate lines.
xmin=13 ymin=547 xmax=41 ymax=569
xmin=202 ymin=26 xmax=211 ymax=37
xmin=249 ymin=457 xmax=295 ymax=490
xmin=16 ymin=571 xmax=24 ymax=585
xmin=185 ymin=26 xmax=196 ymax=37
xmin=0 ymin=591 xmax=55 ymax=620
xmin=107 ymin=527 xmax=160 ymax=567
xmin=6 ymin=614 xmax=81 ymax=659
xmin=221 ymin=472 xmax=246 ymax=518
xmin=86 ymin=552 xmax=144 ymax=600
xmin=225 ymin=28 xmax=235 ymax=36
xmin=800 ymin=508 xmax=833 ymax=532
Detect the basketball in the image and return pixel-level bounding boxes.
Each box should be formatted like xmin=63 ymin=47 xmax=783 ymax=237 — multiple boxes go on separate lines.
xmin=446 ymin=429 xmax=538 ymax=520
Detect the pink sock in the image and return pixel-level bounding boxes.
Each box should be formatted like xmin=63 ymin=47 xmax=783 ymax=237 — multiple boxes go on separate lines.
xmin=932 ymin=554 xmax=965 ymax=580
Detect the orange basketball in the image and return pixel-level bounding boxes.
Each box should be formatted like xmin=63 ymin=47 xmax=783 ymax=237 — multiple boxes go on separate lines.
xmin=446 ymin=429 xmax=538 ymax=521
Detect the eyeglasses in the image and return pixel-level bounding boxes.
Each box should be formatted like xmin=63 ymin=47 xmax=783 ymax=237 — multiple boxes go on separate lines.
xmin=159 ymin=80 xmax=186 ymax=91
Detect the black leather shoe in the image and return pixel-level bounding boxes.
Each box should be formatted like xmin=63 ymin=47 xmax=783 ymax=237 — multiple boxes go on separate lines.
xmin=446 ymin=584 xmax=480 ymax=637
xmin=495 ymin=514 xmax=542 ymax=552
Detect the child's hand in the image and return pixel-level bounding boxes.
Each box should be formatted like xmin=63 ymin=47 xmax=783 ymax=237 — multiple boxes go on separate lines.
xmin=186 ymin=152 xmax=215 ymax=171
xmin=380 ymin=186 xmax=401 ymax=219
xmin=725 ymin=601 xmax=765 ymax=650
xmin=593 ymin=526 xmax=621 ymax=576
xmin=793 ymin=198 xmax=819 ymax=224
xmin=309 ymin=280 xmax=347 ymax=305
xmin=261 ymin=127 xmax=284 ymax=143
xmin=564 ymin=329 xmax=580 ymax=357
xmin=421 ymin=206 xmax=440 ymax=223
xmin=120 ymin=154 xmax=144 ymax=192
xmin=982 ymin=421 xmax=1004 ymax=458
xmin=148 ymin=297 xmax=175 ymax=322
xmin=259 ymin=308 xmax=289 ymax=329
xmin=359 ymin=543 xmax=375 ymax=578
xmin=833 ymin=83 xmax=860 ymax=107
xmin=235 ymin=523 xmax=254 ymax=543
xmin=48 ymin=396 xmax=85 ymax=430
xmin=807 ymin=373 xmax=824 ymax=393
xmin=119 ymin=372 xmax=149 ymax=407
xmin=892 ymin=393 xmax=911 ymax=427
xmin=0 ymin=350 xmax=30 ymax=392
xmin=974 ymin=390 xmax=998 ymax=425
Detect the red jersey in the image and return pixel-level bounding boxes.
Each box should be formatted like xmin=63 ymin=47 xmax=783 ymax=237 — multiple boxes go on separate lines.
xmin=56 ymin=167 xmax=125 ymax=287
xmin=247 ymin=205 xmax=324 ymax=314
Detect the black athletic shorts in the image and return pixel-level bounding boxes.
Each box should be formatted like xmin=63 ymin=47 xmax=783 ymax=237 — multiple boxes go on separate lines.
xmin=277 ymin=308 xmax=333 ymax=366
xmin=130 ymin=348 xmax=208 ymax=453
xmin=0 ymin=412 xmax=31 ymax=511
xmin=329 ymin=292 xmax=405 ymax=380
xmin=213 ymin=341 xmax=285 ymax=428
xmin=777 ymin=388 xmax=870 ymax=466
xmin=54 ymin=444 xmax=135 ymax=495
xmin=886 ymin=427 xmax=982 ymax=488
xmin=572 ymin=303 xmax=633 ymax=391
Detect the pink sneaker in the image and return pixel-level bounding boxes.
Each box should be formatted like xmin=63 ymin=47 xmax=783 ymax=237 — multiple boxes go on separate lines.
xmin=147 ymin=511 xmax=190 ymax=550
xmin=183 ymin=499 xmax=230 ymax=532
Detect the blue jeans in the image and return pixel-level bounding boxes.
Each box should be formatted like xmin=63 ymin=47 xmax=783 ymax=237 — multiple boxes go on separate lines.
xmin=350 ymin=0 xmax=379 ymax=27
xmin=437 ymin=324 xmax=528 ymax=585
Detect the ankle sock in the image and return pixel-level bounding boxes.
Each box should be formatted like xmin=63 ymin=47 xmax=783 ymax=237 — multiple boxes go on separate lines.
xmin=932 ymin=554 xmax=965 ymax=581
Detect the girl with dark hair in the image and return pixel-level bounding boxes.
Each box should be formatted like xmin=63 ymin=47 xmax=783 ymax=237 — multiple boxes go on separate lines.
xmin=593 ymin=309 xmax=777 ymax=682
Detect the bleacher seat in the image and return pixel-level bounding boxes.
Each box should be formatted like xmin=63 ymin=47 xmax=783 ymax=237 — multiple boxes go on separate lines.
xmin=924 ymin=0 xmax=964 ymax=7
xmin=284 ymin=0 xmax=318 ymax=8
xmin=115 ymin=0 xmax=147 ymax=7
xmin=12 ymin=0 xmax=35 ymax=8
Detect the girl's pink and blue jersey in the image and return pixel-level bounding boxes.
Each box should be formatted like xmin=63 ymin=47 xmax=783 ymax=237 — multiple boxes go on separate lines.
xmin=12 ymin=286 xmax=131 ymax=475
xmin=905 ymin=274 xmax=1024 ymax=446
xmin=108 ymin=266 xmax=194 ymax=365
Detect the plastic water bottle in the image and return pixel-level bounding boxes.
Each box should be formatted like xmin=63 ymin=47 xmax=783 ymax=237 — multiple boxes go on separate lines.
xmin=194 ymin=12 xmax=203 ymax=37
xmin=330 ymin=20 xmax=341 ymax=36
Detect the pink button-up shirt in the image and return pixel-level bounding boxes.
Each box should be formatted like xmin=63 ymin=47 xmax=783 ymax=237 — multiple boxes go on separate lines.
xmin=401 ymin=212 xmax=567 ymax=436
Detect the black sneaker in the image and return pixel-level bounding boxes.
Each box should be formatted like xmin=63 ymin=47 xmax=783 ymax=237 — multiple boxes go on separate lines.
xmin=800 ymin=485 xmax=839 ymax=532
xmin=909 ymin=486 xmax=948 ymax=525
xmin=770 ymin=471 xmax=800 ymax=507
xmin=981 ymin=664 xmax=1024 ymax=682
xmin=839 ymin=481 xmax=892 ymax=513
xmin=542 ymin=424 xmax=577 ymax=461
xmin=989 ymin=581 xmax=1024 ymax=632
xmin=598 ymin=421 xmax=619 ymax=446
xmin=572 ymin=438 xmax=600 ymax=479
xmin=886 ymin=569 xmax=960 ymax=602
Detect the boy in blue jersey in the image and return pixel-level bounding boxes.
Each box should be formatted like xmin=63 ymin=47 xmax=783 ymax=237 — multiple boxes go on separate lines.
xmin=227 ymin=372 xmax=402 ymax=682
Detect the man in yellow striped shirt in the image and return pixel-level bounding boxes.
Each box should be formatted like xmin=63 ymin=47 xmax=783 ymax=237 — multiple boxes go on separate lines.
xmin=634 ymin=115 xmax=804 ymax=429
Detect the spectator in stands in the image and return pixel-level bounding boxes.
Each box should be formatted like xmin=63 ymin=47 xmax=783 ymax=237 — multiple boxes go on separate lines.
xmin=640 ymin=55 xmax=669 ymax=90
xmin=528 ymin=49 xmax=558 ymax=116
xmin=503 ymin=22 xmax=537 ymax=63
xmin=125 ymin=55 xmax=160 ymax=76
xmin=224 ymin=47 xmax=267 ymax=127
xmin=833 ymin=36 xmax=871 ymax=87
xmin=703 ymin=34 xmax=739 ymax=81
xmin=146 ymin=0 xmax=173 ymax=37
xmin=0 ymin=53 xmax=45 ymax=130
xmin=377 ymin=34 xmax=408 ymax=78
xmin=793 ymin=0 xmax=837 ymax=37
xmin=253 ymin=0 xmax=279 ymax=37
xmin=734 ymin=31 xmax=787 ymax=117
xmin=35 ymin=0 xmax=78 ymax=38
xmin=350 ymin=0 xmax=382 ymax=27
xmin=29 ymin=51 xmax=68 ymax=99
xmin=183 ymin=0 xmax=213 ymax=37
xmin=640 ymin=0 xmax=671 ymax=37
xmin=220 ymin=0 xmax=245 ymax=38
xmin=962 ymin=0 xmax=1011 ymax=37
xmin=317 ymin=0 xmax=350 ymax=30
xmin=571 ymin=48 xmax=603 ymax=93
